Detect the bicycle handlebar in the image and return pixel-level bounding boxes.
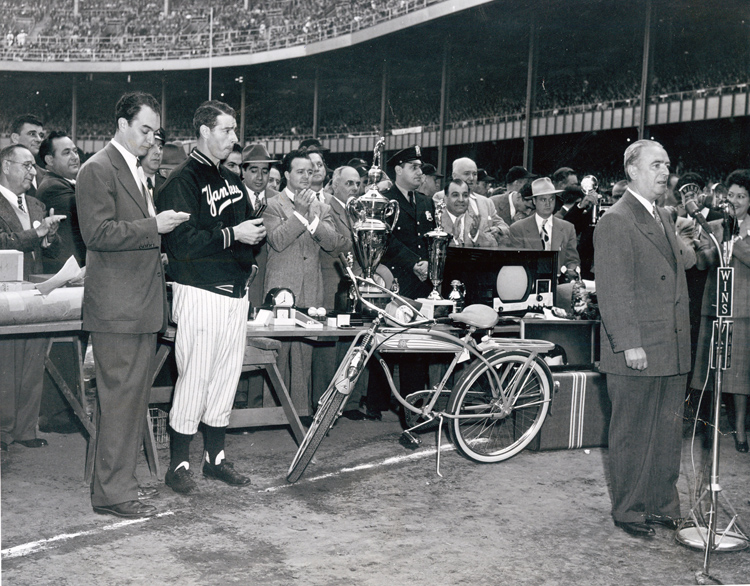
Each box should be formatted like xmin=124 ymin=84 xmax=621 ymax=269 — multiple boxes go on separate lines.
xmin=339 ymin=253 xmax=433 ymax=328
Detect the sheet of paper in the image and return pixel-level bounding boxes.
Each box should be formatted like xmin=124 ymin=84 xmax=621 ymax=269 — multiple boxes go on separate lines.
xmin=35 ymin=256 xmax=83 ymax=296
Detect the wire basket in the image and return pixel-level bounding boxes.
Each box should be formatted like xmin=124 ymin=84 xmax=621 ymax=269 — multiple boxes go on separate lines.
xmin=149 ymin=407 xmax=169 ymax=449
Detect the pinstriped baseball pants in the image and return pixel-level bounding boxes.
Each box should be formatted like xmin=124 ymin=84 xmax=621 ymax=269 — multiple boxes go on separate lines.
xmin=169 ymin=283 xmax=249 ymax=435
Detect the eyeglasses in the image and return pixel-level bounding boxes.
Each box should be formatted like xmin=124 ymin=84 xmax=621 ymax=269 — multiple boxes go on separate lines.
xmin=4 ymin=160 xmax=36 ymax=172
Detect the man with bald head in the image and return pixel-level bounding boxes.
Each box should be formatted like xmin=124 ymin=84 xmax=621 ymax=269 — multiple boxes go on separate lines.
xmin=0 ymin=144 xmax=64 ymax=457
xmin=443 ymin=157 xmax=509 ymax=245
xmin=312 ymin=165 xmax=371 ymax=418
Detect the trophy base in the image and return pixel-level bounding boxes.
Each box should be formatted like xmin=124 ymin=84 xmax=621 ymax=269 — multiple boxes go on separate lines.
xmin=416 ymin=298 xmax=455 ymax=320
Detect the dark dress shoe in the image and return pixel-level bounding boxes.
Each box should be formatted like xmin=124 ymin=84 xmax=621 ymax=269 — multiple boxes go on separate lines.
xmin=13 ymin=438 xmax=48 ymax=448
xmin=93 ymin=500 xmax=157 ymax=519
xmin=138 ymin=486 xmax=160 ymax=499
xmin=614 ymin=521 xmax=655 ymax=538
xmin=363 ymin=408 xmax=382 ymax=421
xmin=735 ymin=435 xmax=749 ymax=453
xmin=342 ymin=409 xmax=366 ymax=420
xmin=646 ymin=514 xmax=682 ymax=530
xmin=203 ymin=461 xmax=251 ymax=486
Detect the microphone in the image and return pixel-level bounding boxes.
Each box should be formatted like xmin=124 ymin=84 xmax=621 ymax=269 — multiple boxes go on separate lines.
xmin=684 ymin=200 xmax=712 ymax=233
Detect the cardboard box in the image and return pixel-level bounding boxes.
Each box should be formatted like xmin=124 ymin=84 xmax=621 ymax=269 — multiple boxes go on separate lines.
xmin=526 ymin=370 xmax=611 ymax=451
xmin=0 ymin=281 xmax=36 ymax=292
xmin=0 ymin=250 xmax=23 ymax=282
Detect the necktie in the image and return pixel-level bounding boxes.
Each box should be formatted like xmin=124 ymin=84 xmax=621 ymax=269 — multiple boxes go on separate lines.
xmin=147 ymin=177 xmax=154 ymax=193
xmin=540 ymin=222 xmax=550 ymax=250
xmin=407 ymin=191 xmax=414 ymax=206
xmin=653 ymin=208 xmax=666 ymax=235
xmin=17 ymin=195 xmax=25 ymax=213
xmin=455 ymin=215 xmax=464 ymax=245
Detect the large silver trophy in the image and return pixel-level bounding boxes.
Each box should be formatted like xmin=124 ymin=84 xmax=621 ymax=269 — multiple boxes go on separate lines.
xmin=346 ymin=138 xmax=399 ymax=306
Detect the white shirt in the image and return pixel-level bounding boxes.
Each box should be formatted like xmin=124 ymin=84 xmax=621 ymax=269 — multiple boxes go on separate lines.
xmin=0 ymin=183 xmax=30 ymax=230
xmin=507 ymin=191 xmax=517 ymax=220
xmin=535 ymin=213 xmax=553 ymax=250
xmin=111 ymin=139 xmax=155 ymax=217
xmin=626 ymin=187 xmax=656 ymax=217
xmin=284 ymin=187 xmax=319 ymax=234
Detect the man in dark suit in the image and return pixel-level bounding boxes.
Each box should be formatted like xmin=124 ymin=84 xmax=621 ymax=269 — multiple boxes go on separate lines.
xmin=0 ymin=144 xmax=63 ymax=455
xmin=37 ymin=131 xmax=85 ymax=272
xmin=381 ymin=145 xmax=435 ymax=300
xmin=76 ymin=92 xmax=189 ymax=519
xmin=490 ymin=165 xmax=535 ymax=225
xmin=10 ymin=114 xmax=46 ymax=197
xmin=241 ymin=142 xmax=279 ymax=309
xmin=509 ymin=177 xmax=580 ymax=277
xmin=594 ymin=139 xmax=696 ymax=538
xmin=368 ymin=146 xmax=436 ymax=418
xmin=139 ymin=127 xmax=166 ymax=204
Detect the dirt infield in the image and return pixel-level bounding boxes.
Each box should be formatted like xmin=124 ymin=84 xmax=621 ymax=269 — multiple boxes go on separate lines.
xmin=2 ymin=410 xmax=749 ymax=586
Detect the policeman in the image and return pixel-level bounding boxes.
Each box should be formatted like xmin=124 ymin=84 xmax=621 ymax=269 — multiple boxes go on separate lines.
xmin=381 ymin=145 xmax=436 ymax=299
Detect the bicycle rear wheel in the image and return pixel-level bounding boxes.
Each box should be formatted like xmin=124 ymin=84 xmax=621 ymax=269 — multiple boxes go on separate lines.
xmin=286 ymin=386 xmax=347 ymax=483
xmin=448 ymin=350 xmax=552 ymax=463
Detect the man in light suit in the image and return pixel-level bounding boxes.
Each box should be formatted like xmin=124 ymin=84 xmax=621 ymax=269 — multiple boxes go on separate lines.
xmin=263 ymin=148 xmax=342 ymax=414
xmin=434 ymin=157 xmax=510 ymax=245
xmin=76 ymin=92 xmax=189 ymax=519
xmin=490 ymin=165 xmax=535 ymax=225
xmin=440 ymin=178 xmax=498 ymax=248
xmin=0 ymin=144 xmax=63 ymax=456
xmin=509 ymin=177 xmax=580 ymax=276
xmin=594 ymin=139 xmax=696 ymax=538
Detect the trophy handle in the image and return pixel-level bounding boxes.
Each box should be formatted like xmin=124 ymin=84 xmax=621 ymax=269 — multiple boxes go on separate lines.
xmin=385 ymin=199 xmax=400 ymax=231
xmin=346 ymin=197 xmax=365 ymax=227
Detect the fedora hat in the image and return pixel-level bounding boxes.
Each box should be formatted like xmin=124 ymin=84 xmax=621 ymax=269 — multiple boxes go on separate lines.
xmin=160 ymin=141 xmax=187 ymax=169
xmin=242 ymin=143 xmax=278 ymax=164
xmin=530 ymin=177 xmax=563 ymax=197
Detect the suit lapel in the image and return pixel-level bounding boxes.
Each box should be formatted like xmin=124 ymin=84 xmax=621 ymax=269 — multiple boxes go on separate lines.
xmin=524 ymin=217 xmax=543 ymax=250
xmin=392 ymin=188 xmax=415 ymax=221
xmin=0 ymin=195 xmax=24 ymax=232
xmin=550 ymin=217 xmax=563 ymax=251
xmin=623 ymin=192 xmax=675 ymax=268
xmin=106 ymin=143 xmax=149 ymax=218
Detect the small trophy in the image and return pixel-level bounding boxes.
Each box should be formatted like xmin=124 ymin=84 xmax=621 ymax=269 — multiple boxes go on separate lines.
xmin=418 ymin=201 xmax=455 ymax=317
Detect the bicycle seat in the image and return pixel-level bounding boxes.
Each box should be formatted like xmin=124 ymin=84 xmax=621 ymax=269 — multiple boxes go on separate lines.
xmin=450 ymin=304 xmax=499 ymax=329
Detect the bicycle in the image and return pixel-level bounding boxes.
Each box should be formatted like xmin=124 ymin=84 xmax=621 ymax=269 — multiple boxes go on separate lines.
xmin=287 ymin=257 xmax=556 ymax=483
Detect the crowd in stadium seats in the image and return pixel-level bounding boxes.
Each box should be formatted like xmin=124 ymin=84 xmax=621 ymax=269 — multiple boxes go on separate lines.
xmin=1 ymin=0 xmax=438 ymax=61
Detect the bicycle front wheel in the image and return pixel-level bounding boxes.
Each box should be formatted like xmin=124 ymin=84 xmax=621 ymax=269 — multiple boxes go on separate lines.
xmin=447 ymin=350 xmax=552 ymax=463
xmin=286 ymin=386 xmax=347 ymax=483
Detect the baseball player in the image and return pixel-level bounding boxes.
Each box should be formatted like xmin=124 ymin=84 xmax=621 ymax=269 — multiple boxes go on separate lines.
xmin=159 ymin=101 xmax=266 ymax=494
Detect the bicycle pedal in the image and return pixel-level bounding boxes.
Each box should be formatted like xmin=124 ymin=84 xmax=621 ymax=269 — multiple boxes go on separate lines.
xmin=399 ymin=431 xmax=421 ymax=450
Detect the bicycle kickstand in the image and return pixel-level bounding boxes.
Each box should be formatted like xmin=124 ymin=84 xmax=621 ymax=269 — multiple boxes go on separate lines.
xmin=436 ymin=414 xmax=444 ymax=478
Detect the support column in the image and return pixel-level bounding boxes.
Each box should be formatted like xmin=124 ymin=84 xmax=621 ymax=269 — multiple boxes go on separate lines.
xmin=312 ymin=67 xmax=319 ymax=138
xmin=638 ymin=0 xmax=653 ymax=140
xmin=523 ymin=13 xmax=536 ymax=172
xmin=380 ymin=56 xmax=388 ymax=139
xmin=437 ymin=40 xmax=450 ymax=176
xmin=161 ymin=75 xmax=167 ymax=131
xmin=71 ymin=77 xmax=78 ymax=144
xmin=239 ymin=75 xmax=246 ymax=145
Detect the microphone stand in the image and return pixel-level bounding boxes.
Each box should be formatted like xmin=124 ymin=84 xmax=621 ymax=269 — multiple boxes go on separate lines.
xmin=676 ymin=224 xmax=748 ymax=583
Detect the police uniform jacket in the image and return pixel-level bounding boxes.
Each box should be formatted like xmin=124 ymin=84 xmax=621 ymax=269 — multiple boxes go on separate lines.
xmin=381 ymin=183 xmax=435 ymax=298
